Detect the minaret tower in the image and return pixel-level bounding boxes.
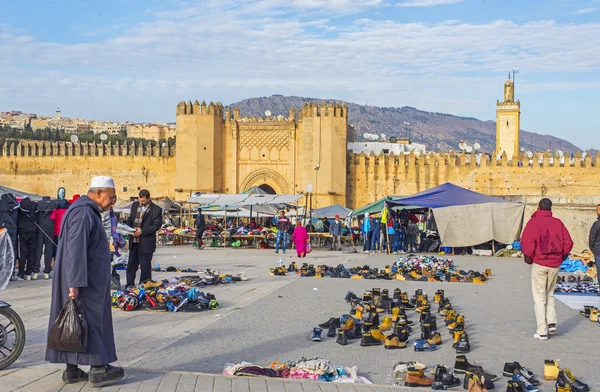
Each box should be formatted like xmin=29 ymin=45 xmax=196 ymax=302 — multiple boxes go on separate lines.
xmin=495 ymin=75 xmax=521 ymax=159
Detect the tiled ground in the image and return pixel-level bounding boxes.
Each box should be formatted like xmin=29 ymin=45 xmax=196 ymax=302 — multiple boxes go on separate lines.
xmin=1 ymin=246 xmax=599 ymax=391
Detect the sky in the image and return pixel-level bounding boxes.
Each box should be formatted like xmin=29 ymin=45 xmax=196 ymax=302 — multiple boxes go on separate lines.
xmin=1 ymin=0 xmax=600 ymax=149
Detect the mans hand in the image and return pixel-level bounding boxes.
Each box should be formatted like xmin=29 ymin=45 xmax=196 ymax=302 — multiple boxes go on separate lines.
xmin=69 ymin=287 xmax=79 ymax=300
xmin=133 ymin=228 xmax=142 ymax=237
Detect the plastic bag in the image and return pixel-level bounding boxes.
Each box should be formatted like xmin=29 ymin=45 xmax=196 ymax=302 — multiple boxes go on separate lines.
xmin=110 ymin=272 xmax=121 ymax=291
xmin=0 ymin=229 xmax=15 ymax=291
xmin=47 ymin=298 xmax=88 ymax=352
xmin=306 ymin=244 xmax=312 ymax=254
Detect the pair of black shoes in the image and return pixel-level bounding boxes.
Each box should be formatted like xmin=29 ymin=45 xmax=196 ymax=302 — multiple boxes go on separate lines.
xmin=63 ymin=365 xmax=124 ymax=388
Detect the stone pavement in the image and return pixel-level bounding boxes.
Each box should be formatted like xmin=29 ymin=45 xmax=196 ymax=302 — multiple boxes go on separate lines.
xmin=1 ymin=246 xmax=599 ymax=391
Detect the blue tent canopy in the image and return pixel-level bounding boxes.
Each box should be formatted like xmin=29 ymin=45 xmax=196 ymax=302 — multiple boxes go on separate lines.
xmin=388 ymin=182 xmax=511 ymax=208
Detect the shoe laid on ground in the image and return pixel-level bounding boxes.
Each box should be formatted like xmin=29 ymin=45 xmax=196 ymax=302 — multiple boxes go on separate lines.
xmin=556 ymin=376 xmax=574 ymax=392
xmin=427 ymin=332 xmax=442 ymax=346
xmin=548 ymin=323 xmax=558 ymax=334
xmin=89 ymin=365 xmax=125 ymax=388
xmin=380 ymin=316 xmax=393 ymax=331
xmin=385 ymin=334 xmax=407 ymax=349
xmin=24 ymin=275 xmax=32 ymax=281
xmin=454 ymin=355 xmax=497 ymax=381
xmin=558 ymin=369 xmax=590 ymax=392
xmin=318 ymin=317 xmax=341 ymax=328
xmin=414 ymin=339 xmax=436 ymax=352
xmin=370 ymin=328 xmax=387 ymax=342
xmin=463 ymin=373 xmax=492 ymax=392
xmin=327 ymin=324 xmax=337 ymax=337
xmin=311 ymin=327 xmax=322 ymax=341
xmin=62 ymin=368 xmax=88 ymax=384
xmin=432 ymin=365 xmax=447 ymax=390
xmin=589 ymin=308 xmax=598 ymax=322
xmin=336 ymin=330 xmax=348 ymax=346
xmin=513 ymin=373 xmax=539 ymax=392
xmin=533 ymin=333 xmax=548 ymax=341
xmin=544 ymin=360 xmax=560 ymax=381
xmin=506 ymin=380 xmax=520 ymax=392
xmin=503 ymin=362 xmax=535 ymax=379
xmin=360 ymin=331 xmax=383 ymax=346
xmin=511 ymin=366 xmax=540 ymax=386
xmin=405 ymin=369 xmax=434 ymax=387
xmin=455 ymin=336 xmax=471 ymax=354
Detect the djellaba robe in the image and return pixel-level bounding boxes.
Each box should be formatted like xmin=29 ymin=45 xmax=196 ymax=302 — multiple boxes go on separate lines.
xmin=45 ymin=196 xmax=117 ymax=366
xmin=292 ymin=225 xmax=309 ymax=257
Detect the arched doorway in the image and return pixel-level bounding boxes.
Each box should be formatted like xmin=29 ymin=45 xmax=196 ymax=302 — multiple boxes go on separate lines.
xmin=258 ymin=184 xmax=276 ymax=194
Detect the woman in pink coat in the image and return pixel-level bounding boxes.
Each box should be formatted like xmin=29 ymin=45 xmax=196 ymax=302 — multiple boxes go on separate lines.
xmin=292 ymin=225 xmax=310 ymax=257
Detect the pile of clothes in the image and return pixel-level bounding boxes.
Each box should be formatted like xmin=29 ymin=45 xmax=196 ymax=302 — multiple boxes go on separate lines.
xmin=271 ymin=257 xmax=491 ymax=284
xmin=223 ymin=357 xmax=372 ymax=384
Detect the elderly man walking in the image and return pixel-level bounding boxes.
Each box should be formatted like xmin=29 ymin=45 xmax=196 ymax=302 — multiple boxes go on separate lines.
xmin=521 ymin=198 xmax=573 ymax=341
xmin=46 ymin=176 xmax=124 ymax=387
xmin=589 ymin=204 xmax=600 ymax=295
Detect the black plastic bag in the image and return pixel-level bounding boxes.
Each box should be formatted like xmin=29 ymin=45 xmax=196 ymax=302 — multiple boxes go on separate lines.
xmin=47 ymin=298 xmax=88 ymax=353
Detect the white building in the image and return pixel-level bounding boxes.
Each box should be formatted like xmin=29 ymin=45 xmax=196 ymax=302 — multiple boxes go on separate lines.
xmin=347 ymin=139 xmax=427 ymax=155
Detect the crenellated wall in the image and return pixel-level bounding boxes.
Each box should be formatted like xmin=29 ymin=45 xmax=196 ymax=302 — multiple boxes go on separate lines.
xmin=346 ymin=150 xmax=600 ymax=209
xmin=0 ymin=140 xmax=176 ymax=198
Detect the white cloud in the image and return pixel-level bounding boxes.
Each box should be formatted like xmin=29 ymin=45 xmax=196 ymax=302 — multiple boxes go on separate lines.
xmin=1 ymin=0 xmax=600 ymax=147
xmin=398 ymin=0 xmax=464 ymax=7
xmin=574 ymin=7 xmax=599 ymax=15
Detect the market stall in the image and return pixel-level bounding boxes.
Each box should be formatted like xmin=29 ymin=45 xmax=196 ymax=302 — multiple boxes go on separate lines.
xmin=387 ymin=182 xmax=525 ymax=248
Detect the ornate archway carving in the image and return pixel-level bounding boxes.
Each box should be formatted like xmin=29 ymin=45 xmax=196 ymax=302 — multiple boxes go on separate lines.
xmin=240 ymin=168 xmax=291 ymax=194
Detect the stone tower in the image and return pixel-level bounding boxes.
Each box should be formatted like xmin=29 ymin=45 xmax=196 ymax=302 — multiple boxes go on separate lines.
xmin=297 ymin=102 xmax=348 ymax=207
xmin=496 ymin=78 xmax=521 ymax=160
xmin=175 ymin=100 xmax=223 ymax=194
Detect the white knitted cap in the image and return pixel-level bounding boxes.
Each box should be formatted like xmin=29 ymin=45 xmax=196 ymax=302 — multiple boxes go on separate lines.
xmin=90 ymin=176 xmax=115 ymax=188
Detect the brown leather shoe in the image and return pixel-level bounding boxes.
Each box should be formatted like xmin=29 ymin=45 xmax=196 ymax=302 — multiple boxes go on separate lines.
xmin=405 ymin=369 xmax=434 ymax=387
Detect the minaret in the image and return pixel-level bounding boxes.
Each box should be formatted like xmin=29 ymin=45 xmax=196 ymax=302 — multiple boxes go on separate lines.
xmin=55 ymin=107 xmax=62 ymax=119
xmin=495 ymin=76 xmax=520 ymax=159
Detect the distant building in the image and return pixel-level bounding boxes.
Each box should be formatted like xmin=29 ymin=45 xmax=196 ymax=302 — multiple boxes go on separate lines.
xmin=347 ymin=139 xmax=427 ymax=155
xmin=126 ymin=123 xmax=176 ymax=141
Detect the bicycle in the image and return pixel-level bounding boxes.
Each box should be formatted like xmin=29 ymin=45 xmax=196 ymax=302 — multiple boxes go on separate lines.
xmin=0 ymin=301 xmax=26 ymax=370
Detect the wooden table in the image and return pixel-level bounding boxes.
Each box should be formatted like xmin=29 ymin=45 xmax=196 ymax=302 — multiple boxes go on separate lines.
xmin=231 ymin=234 xmax=266 ymax=248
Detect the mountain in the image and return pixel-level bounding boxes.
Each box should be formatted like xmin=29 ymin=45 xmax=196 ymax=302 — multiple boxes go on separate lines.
xmin=228 ymin=95 xmax=580 ymax=153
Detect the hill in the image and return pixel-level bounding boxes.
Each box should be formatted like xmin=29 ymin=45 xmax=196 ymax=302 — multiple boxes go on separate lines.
xmin=228 ymin=95 xmax=580 ymax=153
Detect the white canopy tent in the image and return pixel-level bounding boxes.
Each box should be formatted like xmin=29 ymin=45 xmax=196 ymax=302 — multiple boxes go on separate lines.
xmin=186 ymin=193 xmax=303 ymax=206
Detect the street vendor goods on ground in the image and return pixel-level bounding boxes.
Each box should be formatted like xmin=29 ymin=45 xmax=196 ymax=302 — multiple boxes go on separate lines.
xmin=271 ymin=256 xmax=491 ymax=283
xmin=223 ymin=357 xmax=373 ymax=384
xmin=110 ymin=269 xmax=249 ymax=312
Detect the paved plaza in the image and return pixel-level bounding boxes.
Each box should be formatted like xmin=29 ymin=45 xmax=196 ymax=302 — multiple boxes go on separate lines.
xmin=1 ymin=246 xmax=599 ymax=391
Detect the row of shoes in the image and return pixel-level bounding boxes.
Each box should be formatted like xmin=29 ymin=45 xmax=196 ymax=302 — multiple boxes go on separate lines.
xmin=111 ymin=286 xmax=219 ymax=312
xmin=278 ymin=261 xmax=491 ymax=283
xmin=580 ymin=305 xmax=600 ymax=324
xmin=437 ymin=293 xmax=471 ymax=354
xmin=545 ymin=360 xmax=590 ymax=392
xmin=554 ymin=280 xmax=599 ymax=295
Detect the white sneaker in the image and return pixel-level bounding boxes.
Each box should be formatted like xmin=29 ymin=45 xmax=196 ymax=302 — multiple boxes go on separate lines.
xmin=31 ymin=273 xmax=38 ymax=280
xmin=24 ymin=275 xmax=32 ymax=281
xmin=533 ymin=333 xmax=548 ymax=340
xmin=44 ymin=273 xmax=50 ymax=280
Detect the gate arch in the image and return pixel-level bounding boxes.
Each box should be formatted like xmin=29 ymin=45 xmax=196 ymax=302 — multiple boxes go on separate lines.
xmin=240 ymin=169 xmax=291 ymax=194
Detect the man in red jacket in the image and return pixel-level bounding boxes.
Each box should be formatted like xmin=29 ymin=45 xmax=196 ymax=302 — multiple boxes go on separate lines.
xmin=521 ymin=198 xmax=573 ymax=340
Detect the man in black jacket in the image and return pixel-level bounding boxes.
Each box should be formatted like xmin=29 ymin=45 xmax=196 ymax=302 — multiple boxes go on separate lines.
xmin=195 ymin=209 xmax=206 ymax=245
xmin=18 ymin=197 xmax=39 ymax=280
xmin=35 ymin=196 xmax=57 ymax=280
xmin=589 ymin=204 xmax=600 ymax=294
xmin=125 ymin=190 xmax=162 ymax=287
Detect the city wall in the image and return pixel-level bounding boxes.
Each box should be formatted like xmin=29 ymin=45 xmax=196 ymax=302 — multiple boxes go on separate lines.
xmin=0 ymin=141 xmax=176 ymax=197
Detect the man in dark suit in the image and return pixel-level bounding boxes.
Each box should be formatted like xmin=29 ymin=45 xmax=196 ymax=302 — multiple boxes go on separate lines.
xmin=125 ymin=189 xmax=162 ymax=287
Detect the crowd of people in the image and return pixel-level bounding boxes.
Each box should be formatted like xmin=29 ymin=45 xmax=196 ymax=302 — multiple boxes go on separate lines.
xmin=0 ymin=188 xmax=81 ymax=281
xmin=360 ymin=209 xmax=437 ymax=255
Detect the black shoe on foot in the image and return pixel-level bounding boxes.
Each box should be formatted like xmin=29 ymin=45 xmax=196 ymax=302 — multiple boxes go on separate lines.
xmin=62 ymin=368 xmax=88 ymax=384
xmin=89 ymin=365 xmax=125 ymax=388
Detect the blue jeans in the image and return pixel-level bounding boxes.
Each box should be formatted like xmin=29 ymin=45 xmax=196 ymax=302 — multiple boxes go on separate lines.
xmin=275 ymin=232 xmax=287 ymax=253
xmin=371 ymin=229 xmax=380 ymax=251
